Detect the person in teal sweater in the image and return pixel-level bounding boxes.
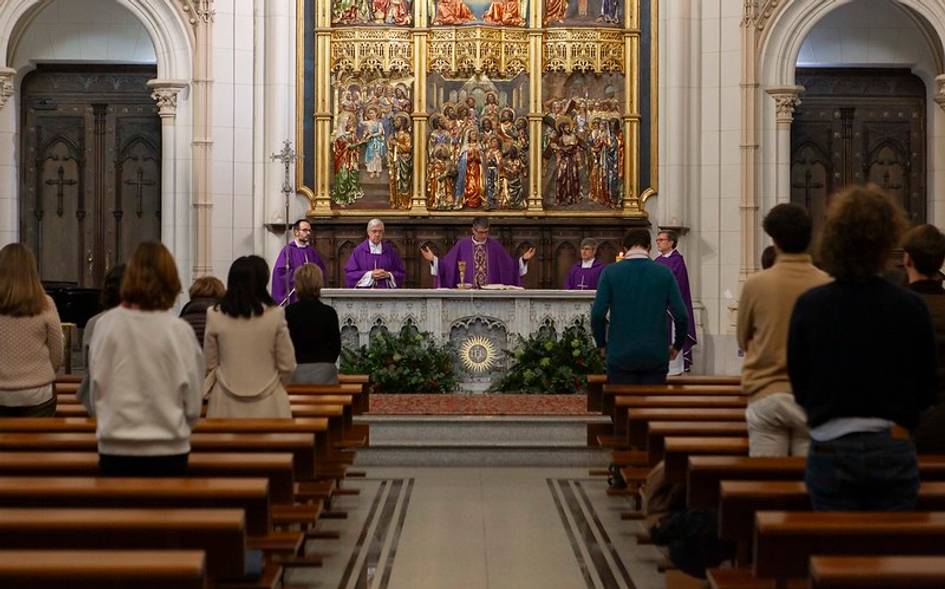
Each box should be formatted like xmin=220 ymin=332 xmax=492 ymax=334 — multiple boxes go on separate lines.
xmin=592 ymin=228 xmax=690 ymax=384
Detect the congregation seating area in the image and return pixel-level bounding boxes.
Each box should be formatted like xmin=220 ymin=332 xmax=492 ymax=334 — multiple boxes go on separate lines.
xmin=586 ymin=374 xmax=945 ymax=589
xmin=0 ymin=375 xmax=372 ymax=589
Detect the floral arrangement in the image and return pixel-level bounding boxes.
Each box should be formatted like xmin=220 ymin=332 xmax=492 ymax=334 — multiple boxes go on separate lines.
xmin=340 ymin=328 xmax=458 ymax=394
xmin=490 ymin=319 xmax=604 ymax=394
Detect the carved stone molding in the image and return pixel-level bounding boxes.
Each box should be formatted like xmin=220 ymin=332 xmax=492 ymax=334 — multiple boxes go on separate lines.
xmin=331 ymin=28 xmax=414 ymax=75
xmin=766 ymin=85 xmax=804 ymax=125
xmin=742 ymin=0 xmax=783 ymax=31
xmin=147 ymin=80 xmax=188 ymax=118
xmin=935 ymin=75 xmax=945 ymax=112
xmin=177 ymin=0 xmax=214 ymax=27
xmin=0 ymin=67 xmax=15 ymax=111
xmin=428 ymin=27 xmax=528 ymax=78
xmin=543 ymin=29 xmax=624 ymax=73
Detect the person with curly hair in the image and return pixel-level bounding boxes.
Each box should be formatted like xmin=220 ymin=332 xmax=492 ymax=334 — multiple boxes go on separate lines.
xmin=788 ymin=185 xmax=936 ymax=511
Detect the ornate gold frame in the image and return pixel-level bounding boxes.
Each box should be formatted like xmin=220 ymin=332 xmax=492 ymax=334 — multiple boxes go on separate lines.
xmin=296 ymin=0 xmax=658 ymax=217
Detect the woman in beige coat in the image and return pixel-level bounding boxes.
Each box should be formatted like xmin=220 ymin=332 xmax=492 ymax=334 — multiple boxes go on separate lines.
xmin=204 ymin=256 xmax=297 ymax=418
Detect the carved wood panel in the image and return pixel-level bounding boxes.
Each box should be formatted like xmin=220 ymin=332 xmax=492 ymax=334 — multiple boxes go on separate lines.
xmin=19 ymin=65 xmax=160 ymax=287
xmin=792 ymin=68 xmax=927 ymax=242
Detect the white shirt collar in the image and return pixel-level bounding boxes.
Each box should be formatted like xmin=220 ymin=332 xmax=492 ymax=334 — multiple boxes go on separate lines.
xmin=625 ymin=246 xmax=650 ymax=260
xmin=369 ymin=241 xmax=383 ymax=254
xmin=660 ymin=248 xmax=677 ymax=258
xmin=472 ymin=237 xmax=487 ymax=246
xmin=581 ymin=259 xmax=595 ymax=268
xmin=294 ymin=239 xmax=308 ymax=248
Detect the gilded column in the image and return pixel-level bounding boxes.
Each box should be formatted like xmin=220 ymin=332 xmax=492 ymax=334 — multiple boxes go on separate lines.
xmin=411 ymin=0 xmax=429 ymax=213
xmin=313 ymin=0 xmax=333 ymax=214
xmin=622 ymin=4 xmax=641 ymax=214
xmin=526 ymin=0 xmax=543 ymax=212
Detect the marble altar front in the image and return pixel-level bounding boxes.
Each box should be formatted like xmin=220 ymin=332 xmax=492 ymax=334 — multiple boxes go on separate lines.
xmin=321 ymin=289 xmax=596 ymax=392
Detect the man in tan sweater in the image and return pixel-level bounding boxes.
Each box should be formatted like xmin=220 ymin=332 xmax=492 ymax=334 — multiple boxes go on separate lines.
xmin=737 ymin=203 xmax=830 ymax=456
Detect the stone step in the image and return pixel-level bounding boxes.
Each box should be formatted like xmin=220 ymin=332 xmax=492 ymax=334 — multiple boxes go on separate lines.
xmin=354 ymin=415 xmax=610 ymax=466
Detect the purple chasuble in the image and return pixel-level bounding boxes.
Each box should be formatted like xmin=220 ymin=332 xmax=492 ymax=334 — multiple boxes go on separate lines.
xmin=344 ymin=240 xmax=406 ymax=288
xmin=434 ymin=237 xmax=522 ymax=288
xmin=655 ymin=249 xmax=697 ymax=367
xmin=564 ymin=260 xmax=604 ymax=290
xmin=272 ymin=242 xmax=327 ymax=305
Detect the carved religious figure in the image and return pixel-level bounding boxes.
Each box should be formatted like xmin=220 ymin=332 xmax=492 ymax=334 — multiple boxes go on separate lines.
xmin=502 ymin=146 xmax=527 ymax=209
xmin=387 ymin=114 xmax=413 ymax=209
xmin=546 ymin=116 xmax=583 ymax=206
xmin=483 ymin=0 xmax=526 ymax=26
xmin=457 ymin=128 xmax=485 ymax=209
xmin=331 ymin=116 xmax=366 ymax=205
xmin=362 ymin=106 xmax=387 ymax=178
xmin=484 ymin=136 xmax=503 ymax=209
xmin=332 ymin=0 xmax=412 ymax=25
xmin=599 ymin=0 xmax=619 ymax=24
xmin=432 ymin=0 xmax=476 ymax=25
xmin=543 ymin=0 xmax=567 ymax=25
xmin=428 ymin=143 xmax=459 ymax=210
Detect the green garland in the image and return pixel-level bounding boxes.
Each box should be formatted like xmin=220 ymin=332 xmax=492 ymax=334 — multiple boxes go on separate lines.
xmin=340 ymin=329 xmax=457 ymax=394
xmin=491 ymin=319 xmax=604 ymax=394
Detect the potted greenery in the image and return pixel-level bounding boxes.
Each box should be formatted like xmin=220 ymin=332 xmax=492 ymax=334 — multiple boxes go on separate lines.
xmin=340 ymin=329 xmax=457 ymax=394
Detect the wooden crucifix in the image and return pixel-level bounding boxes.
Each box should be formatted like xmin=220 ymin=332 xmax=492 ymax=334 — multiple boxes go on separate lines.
xmin=792 ymin=168 xmax=824 ymax=211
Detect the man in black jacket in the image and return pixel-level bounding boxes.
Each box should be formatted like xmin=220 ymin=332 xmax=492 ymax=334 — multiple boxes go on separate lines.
xmin=788 ymin=186 xmax=937 ymax=511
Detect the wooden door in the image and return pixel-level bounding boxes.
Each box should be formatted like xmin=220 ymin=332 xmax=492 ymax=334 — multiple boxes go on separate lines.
xmin=19 ymin=65 xmax=160 ymax=287
xmin=791 ymin=68 xmax=927 ymax=240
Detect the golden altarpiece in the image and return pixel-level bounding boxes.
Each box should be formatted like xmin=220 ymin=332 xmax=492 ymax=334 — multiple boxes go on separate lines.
xmin=293 ymin=0 xmax=657 ymax=288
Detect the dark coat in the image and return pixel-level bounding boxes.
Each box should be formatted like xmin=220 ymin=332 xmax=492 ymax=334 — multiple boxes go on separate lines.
xmin=179 ymin=297 xmax=219 ymax=348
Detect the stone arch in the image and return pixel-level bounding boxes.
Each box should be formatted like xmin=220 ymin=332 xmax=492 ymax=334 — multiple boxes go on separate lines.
xmin=741 ymin=0 xmax=945 ymax=282
xmin=0 ymin=0 xmax=204 ymax=289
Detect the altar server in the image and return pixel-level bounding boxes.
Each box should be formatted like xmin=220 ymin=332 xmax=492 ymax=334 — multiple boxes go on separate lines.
xmin=272 ymin=219 xmax=327 ymax=305
xmin=564 ymin=238 xmax=605 ymax=290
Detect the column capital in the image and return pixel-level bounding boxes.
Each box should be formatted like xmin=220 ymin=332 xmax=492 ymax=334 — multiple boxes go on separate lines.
xmin=147 ymin=79 xmax=188 ymax=118
xmin=766 ymin=84 xmax=804 ymax=126
xmin=0 ymin=67 xmax=16 ymax=111
xmin=935 ymin=75 xmax=945 ymax=113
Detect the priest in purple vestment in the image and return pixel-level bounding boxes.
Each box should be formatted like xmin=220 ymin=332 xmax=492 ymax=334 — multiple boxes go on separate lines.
xmin=272 ymin=219 xmax=328 ymax=305
xmin=344 ymin=219 xmax=406 ymax=288
xmin=564 ymin=238 xmax=605 ymax=290
xmin=655 ymin=230 xmax=697 ymax=371
xmin=420 ymin=217 xmax=536 ymax=288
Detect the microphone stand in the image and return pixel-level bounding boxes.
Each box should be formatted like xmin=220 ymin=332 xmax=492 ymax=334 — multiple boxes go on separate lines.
xmin=271 ymin=140 xmax=298 ymax=306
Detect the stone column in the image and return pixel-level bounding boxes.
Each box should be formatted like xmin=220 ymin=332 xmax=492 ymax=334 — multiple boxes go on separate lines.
xmin=191 ymin=6 xmax=214 ymax=278
xmin=0 ymin=67 xmax=14 ymax=111
xmin=766 ymin=85 xmax=803 ymax=205
xmin=147 ymin=80 xmax=188 ymax=267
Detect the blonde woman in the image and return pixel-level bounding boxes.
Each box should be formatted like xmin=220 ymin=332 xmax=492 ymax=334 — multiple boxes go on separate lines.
xmin=286 ymin=263 xmax=341 ymax=384
xmin=0 ymin=243 xmax=63 ymax=417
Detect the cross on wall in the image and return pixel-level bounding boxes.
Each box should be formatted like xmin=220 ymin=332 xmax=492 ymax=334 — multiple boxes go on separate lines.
xmin=45 ymin=165 xmax=77 ymax=217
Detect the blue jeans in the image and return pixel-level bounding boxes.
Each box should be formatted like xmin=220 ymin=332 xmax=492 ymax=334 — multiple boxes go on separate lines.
xmin=805 ymin=431 xmax=919 ymax=511
xmin=607 ymin=365 xmax=667 ymax=385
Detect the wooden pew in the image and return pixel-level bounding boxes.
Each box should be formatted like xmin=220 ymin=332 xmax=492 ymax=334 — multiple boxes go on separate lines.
xmin=0 ymin=452 xmax=296 ymax=505
xmin=667 ymin=375 xmax=741 ymax=386
xmin=603 ymin=384 xmax=744 ymax=436
xmin=0 ymin=476 xmax=272 ymax=536
xmin=0 ymin=508 xmax=246 ymax=579
xmin=336 ymin=374 xmax=370 ymax=415
xmin=718 ymin=480 xmax=945 ymax=565
xmin=754 ymin=511 xmax=945 ymax=580
xmin=663 ymin=436 xmax=749 ymax=484
xmin=646 ymin=421 xmax=748 ymax=466
xmin=587 ymin=374 xmax=609 ymax=447
xmin=0 ymin=432 xmax=318 ymax=482
xmin=627 ymin=407 xmax=746 ymax=448
xmin=688 ymin=455 xmax=945 ymax=510
xmin=810 ymin=555 xmax=945 ymax=588
xmin=612 ymin=393 xmax=746 ymax=438
xmin=0 ymin=549 xmax=207 ymax=589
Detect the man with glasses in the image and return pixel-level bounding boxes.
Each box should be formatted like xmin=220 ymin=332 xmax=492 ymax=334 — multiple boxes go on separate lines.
xmin=272 ymin=219 xmax=327 ymax=305
xmin=654 ymin=229 xmax=696 ymax=373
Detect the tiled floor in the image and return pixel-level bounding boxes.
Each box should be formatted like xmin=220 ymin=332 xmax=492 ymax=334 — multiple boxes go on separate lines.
xmin=287 ymin=467 xmax=666 ymax=589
